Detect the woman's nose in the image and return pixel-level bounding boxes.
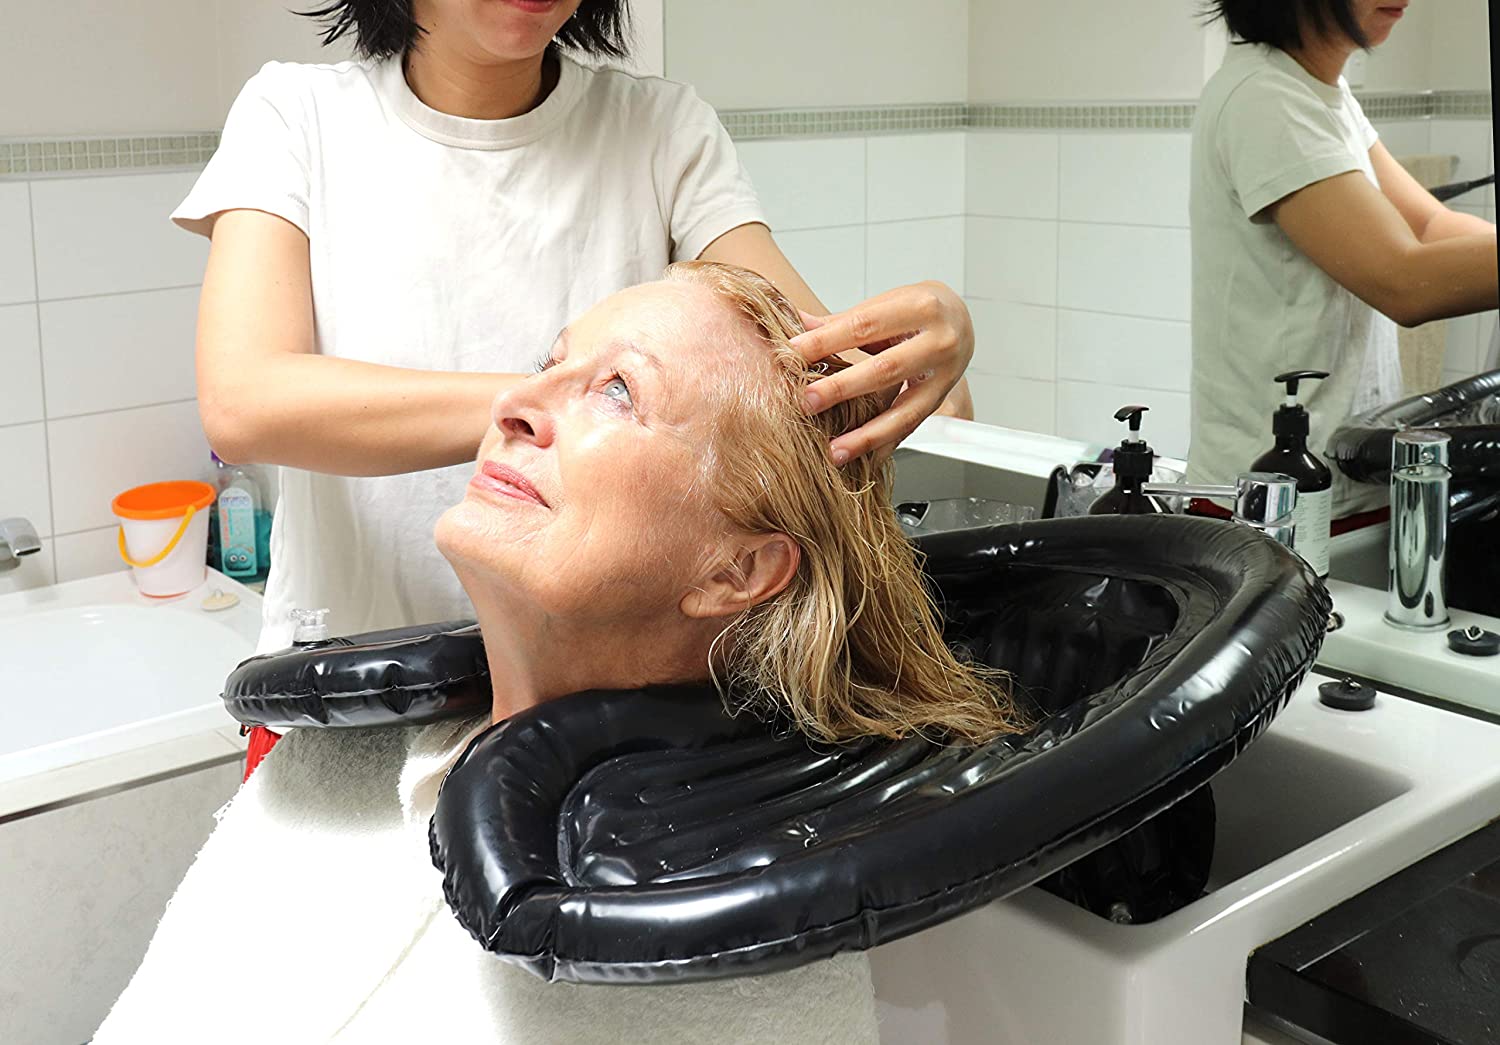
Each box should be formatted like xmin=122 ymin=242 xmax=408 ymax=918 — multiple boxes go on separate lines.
xmin=492 ymin=382 xmax=556 ymax=447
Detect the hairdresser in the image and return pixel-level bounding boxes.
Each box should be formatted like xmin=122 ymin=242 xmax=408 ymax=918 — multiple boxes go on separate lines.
xmin=172 ymin=0 xmax=977 ymax=777
xmin=1189 ymin=0 xmax=1497 ymax=523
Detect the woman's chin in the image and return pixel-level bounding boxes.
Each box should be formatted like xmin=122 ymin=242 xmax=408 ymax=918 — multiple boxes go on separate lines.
xmin=435 ymin=500 xmax=516 ymax=572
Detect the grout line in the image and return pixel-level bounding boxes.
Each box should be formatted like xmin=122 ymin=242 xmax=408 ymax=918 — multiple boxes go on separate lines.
xmin=23 ymin=182 xmax=57 ymax=580
xmin=35 ymin=282 xmax=201 ymax=306
xmin=1052 ymin=136 xmax=1062 ymax=435
xmin=32 ymin=396 xmax=198 ymax=426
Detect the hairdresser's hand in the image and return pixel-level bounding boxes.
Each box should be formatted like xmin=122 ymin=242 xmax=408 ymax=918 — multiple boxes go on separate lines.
xmin=789 ymin=281 xmax=973 ymax=464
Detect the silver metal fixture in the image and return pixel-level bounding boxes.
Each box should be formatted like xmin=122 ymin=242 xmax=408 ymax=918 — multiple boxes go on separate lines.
xmin=1142 ymin=472 xmax=1299 ymax=548
xmin=0 ymin=517 xmax=41 ymax=570
xmin=1385 ymin=430 xmax=1451 ymax=631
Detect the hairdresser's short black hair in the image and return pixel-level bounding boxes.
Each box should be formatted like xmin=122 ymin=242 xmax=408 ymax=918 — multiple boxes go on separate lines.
xmin=1201 ymin=0 xmax=1369 ymax=51
xmin=301 ymin=0 xmax=632 ymax=61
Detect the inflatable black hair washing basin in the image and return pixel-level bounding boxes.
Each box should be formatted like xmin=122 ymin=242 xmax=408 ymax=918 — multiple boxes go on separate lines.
xmin=1328 ymin=369 xmax=1500 ymax=616
xmin=223 ymin=514 xmax=1330 ymax=984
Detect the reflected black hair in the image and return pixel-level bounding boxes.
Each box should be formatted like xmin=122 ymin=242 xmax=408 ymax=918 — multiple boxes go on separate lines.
xmin=300 ymin=0 xmax=632 ymax=60
xmin=1201 ymin=0 xmax=1370 ymax=51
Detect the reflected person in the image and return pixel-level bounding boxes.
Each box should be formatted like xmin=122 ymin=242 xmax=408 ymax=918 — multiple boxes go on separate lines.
xmin=1190 ymin=0 xmax=1498 ymax=523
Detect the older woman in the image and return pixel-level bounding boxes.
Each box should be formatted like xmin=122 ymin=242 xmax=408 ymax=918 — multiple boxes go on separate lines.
xmin=94 ymin=264 xmax=1023 ymax=1043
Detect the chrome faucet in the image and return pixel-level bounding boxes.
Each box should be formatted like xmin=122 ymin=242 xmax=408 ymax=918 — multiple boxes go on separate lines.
xmin=1141 ymin=472 xmax=1300 ymax=548
xmin=0 ymin=517 xmax=42 ymax=570
xmin=1385 ymin=430 xmax=1451 ymax=631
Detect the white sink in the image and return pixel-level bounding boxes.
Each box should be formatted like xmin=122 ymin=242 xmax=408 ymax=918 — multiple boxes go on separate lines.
xmin=871 ymin=670 xmax=1500 ymax=1044
xmin=0 ymin=569 xmax=261 ymax=803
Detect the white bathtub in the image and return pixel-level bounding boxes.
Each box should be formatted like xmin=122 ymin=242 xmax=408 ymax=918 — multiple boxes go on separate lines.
xmin=0 ymin=568 xmax=262 ymax=1045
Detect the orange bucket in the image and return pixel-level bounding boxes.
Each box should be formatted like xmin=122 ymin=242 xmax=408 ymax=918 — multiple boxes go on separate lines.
xmin=112 ymin=481 xmax=216 ymax=597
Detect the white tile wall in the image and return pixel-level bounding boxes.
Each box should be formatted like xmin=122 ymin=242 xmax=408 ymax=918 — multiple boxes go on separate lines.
xmin=0 ymin=303 xmax=44 ymax=424
xmin=867 ymin=217 xmax=965 ymax=296
xmin=0 ymin=182 xmax=36 ymax=305
xmin=965 ymin=216 xmax=1057 ymax=305
xmin=775 ymin=226 xmax=866 ymax=312
xmin=29 ymin=172 xmax=205 ymax=300
xmin=1057 ymin=223 xmax=1191 ymax=322
xmin=1057 ymin=310 xmax=1192 ymax=393
xmin=737 ymin=137 xmax=867 ymax=230
xmin=866 ymin=133 xmax=965 ymax=222
xmin=1059 ymin=133 xmax=1192 ymax=227
xmin=0 ymin=172 xmax=207 ymax=590
xmin=967 ymin=298 xmax=1056 ymax=381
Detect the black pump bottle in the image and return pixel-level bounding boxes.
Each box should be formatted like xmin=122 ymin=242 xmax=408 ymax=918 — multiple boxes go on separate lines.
xmin=1089 ymin=405 xmax=1168 ymax=516
xmin=1251 ymin=370 xmax=1332 ymax=577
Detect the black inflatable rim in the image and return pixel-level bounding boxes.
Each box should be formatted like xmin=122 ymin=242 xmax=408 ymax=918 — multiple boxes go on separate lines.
xmin=222 ymin=619 xmax=490 ymax=727
xmin=429 ymin=514 xmax=1330 ymax=983
xmin=1328 ymin=369 xmax=1500 ymax=484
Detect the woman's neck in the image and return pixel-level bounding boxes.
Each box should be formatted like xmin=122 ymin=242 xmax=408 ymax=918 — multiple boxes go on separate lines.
xmin=468 ymin=592 xmax=719 ymax=726
xmin=1282 ymin=32 xmax=1357 ymax=87
xmin=403 ymin=43 xmax=559 ymax=120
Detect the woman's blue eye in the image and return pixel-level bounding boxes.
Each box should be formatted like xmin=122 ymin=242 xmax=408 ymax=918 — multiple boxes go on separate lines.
xmin=603 ymin=375 xmax=633 ymax=407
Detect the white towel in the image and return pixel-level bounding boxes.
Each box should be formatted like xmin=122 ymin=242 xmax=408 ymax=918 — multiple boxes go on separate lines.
xmin=93 ymin=717 xmax=880 ymax=1044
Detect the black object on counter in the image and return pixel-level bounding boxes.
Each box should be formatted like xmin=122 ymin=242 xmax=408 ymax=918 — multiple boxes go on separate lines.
xmin=1448 ymin=625 xmax=1500 ymax=658
xmin=1090 ymin=404 xmax=1168 ymax=516
xmin=1247 ymin=817 xmax=1500 ymax=1045
xmin=1317 ymin=676 xmax=1378 ymax=712
xmin=1255 ymin=370 xmax=1333 ymax=578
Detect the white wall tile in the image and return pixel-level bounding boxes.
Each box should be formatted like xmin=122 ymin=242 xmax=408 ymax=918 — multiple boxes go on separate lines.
xmin=1057 ymin=309 xmax=1192 ymax=392
xmin=0 ymin=182 xmax=36 ymax=305
xmin=40 ymin=287 xmax=199 ymax=418
xmin=965 ymin=133 xmax=1059 ymax=220
xmin=1058 ymin=223 xmax=1190 ymax=321
xmin=53 ymin=526 xmax=128 ymax=583
xmin=1371 ymin=119 xmax=1431 ymax=159
xmin=966 ymin=298 xmax=1055 ymax=381
xmin=0 ymin=538 xmax=54 ymax=594
xmin=1059 ymin=133 xmax=1191 ymax=227
xmin=0 ymin=303 xmax=44 ymax=426
xmin=46 ymin=401 xmax=209 ymax=533
xmin=1429 ymin=119 xmax=1495 ymax=206
xmin=738 ymin=137 xmax=866 ymax=231
xmin=1055 ymin=380 xmax=1191 ymax=458
xmin=966 ymin=217 xmax=1056 ymax=305
xmin=773 ymin=226 xmax=865 ymax=313
xmin=866 ymin=133 xmax=965 ymax=222
xmin=1476 ymin=309 xmax=1498 ymax=371
xmin=29 ymin=172 xmax=205 ymax=300
xmin=867 ymin=217 xmax=964 ymax=296
xmin=0 ymin=422 xmax=52 ymax=535
xmin=968 ymin=373 xmax=1055 ymax=434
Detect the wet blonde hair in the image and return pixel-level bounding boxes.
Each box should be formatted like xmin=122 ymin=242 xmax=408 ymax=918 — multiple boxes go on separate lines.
xmin=664 ymin=261 xmax=1030 ymax=746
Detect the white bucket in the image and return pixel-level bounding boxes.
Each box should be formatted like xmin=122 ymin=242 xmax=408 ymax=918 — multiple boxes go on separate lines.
xmin=111 ymin=481 xmax=215 ymax=598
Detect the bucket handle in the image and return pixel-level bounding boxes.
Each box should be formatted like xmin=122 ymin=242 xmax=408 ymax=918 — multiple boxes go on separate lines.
xmin=118 ymin=506 xmax=199 ymax=569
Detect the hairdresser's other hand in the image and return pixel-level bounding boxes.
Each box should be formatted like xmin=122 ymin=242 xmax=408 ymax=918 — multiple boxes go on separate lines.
xmin=789 ymin=281 xmax=974 ymax=463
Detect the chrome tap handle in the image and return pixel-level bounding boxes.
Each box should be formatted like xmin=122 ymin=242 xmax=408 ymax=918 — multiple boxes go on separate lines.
xmin=1141 ymin=472 xmax=1299 ymax=547
xmin=1385 ymin=430 xmax=1451 ymax=631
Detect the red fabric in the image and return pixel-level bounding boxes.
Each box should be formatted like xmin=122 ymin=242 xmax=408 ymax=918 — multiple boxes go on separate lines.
xmin=1331 ymin=505 xmax=1389 ymax=536
xmin=1185 ymin=498 xmax=1233 ymax=520
xmin=243 ymin=726 xmax=282 ymax=782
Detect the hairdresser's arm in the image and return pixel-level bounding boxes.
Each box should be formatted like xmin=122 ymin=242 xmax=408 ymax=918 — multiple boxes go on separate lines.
xmin=1269 ymin=170 xmax=1498 ymax=328
xmin=700 ymin=222 xmax=975 ymax=460
xmin=1370 ymin=142 xmax=1497 ymax=244
xmin=196 ymin=209 xmax=519 ymax=476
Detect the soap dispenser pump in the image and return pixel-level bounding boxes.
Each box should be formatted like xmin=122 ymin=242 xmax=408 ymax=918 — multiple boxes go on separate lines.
xmin=1252 ymin=370 xmax=1332 ymax=577
xmin=1089 ymin=405 xmax=1168 ymax=516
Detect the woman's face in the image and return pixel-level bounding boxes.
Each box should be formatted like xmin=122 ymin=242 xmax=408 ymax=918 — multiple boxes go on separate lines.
xmin=436 ymin=281 xmax=756 ymax=622
xmin=413 ymin=0 xmax=585 ymax=63
xmin=1352 ymin=0 xmax=1409 ymax=48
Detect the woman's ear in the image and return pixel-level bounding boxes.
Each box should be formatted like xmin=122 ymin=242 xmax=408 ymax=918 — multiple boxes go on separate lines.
xmin=681 ymin=533 xmax=800 ymax=619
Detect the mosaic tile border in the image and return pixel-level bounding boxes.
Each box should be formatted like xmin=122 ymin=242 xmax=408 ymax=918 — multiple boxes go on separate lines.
xmin=0 ymin=89 xmax=1489 ymax=175
xmin=0 ymin=132 xmax=220 ymax=177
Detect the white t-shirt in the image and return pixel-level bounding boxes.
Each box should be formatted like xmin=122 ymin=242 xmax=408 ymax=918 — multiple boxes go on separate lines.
xmin=95 ymin=718 xmax=880 ymax=1043
xmin=173 ymin=56 xmax=766 ymax=655
xmin=1189 ymin=44 xmax=1402 ymax=518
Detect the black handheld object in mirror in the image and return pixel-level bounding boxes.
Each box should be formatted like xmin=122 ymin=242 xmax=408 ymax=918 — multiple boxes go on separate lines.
xmin=216 ymin=515 xmax=1327 ymax=984
xmin=1327 ymin=369 xmax=1500 ymax=486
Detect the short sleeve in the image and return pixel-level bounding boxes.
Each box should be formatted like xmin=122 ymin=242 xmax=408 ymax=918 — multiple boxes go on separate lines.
xmin=655 ymin=88 xmax=767 ymax=262
xmin=1345 ymin=84 xmax=1380 ymax=152
xmin=1216 ymin=75 xmax=1366 ymax=221
xmin=171 ymin=62 xmax=312 ymax=238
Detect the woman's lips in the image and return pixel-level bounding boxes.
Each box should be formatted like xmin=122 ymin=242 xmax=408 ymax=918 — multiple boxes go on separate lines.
xmin=472 ymin=461 xmax=549 ymax=507
xmin=500 ymin=0 xmax=559 ymax=12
